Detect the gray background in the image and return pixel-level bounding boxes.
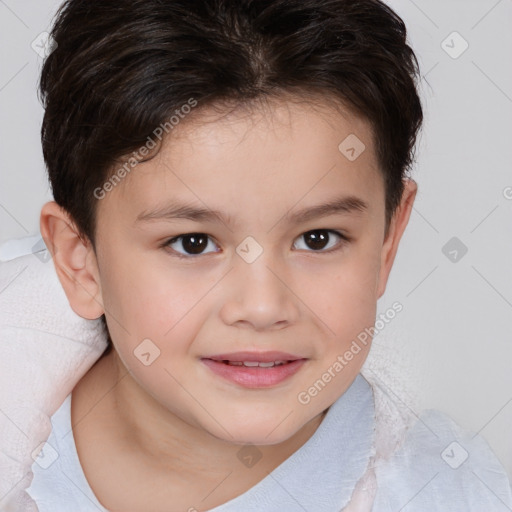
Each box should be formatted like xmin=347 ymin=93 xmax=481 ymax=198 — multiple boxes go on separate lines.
xmin=0 ymin=0 xmax=511 ymax=480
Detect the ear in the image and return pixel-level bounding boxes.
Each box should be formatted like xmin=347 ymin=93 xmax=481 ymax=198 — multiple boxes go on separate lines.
xmin=376 ymin=178 xmax=417 ymax=299
xmin=39 ymin=201 xmax=104 ymax=320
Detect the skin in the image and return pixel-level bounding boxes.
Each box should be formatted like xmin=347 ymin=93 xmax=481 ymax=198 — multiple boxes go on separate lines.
xmin=40 ymin=95 xmax=417 ymax=512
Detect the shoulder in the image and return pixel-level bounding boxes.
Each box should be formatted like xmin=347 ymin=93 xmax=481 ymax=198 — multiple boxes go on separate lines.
xmin=372 ymin=408 xmax=512 ymax=511
xmin=26 ymin=394 xmax=108 ymax=512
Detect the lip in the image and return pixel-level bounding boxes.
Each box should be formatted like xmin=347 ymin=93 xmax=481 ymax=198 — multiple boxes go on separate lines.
xmin=205 ymin=351 xmax=303 ymax=363
xmin=201 ymin=351 xmax=307 ymax=389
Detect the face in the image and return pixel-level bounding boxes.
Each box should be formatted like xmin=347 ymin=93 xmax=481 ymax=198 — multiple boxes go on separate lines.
xmin=92 ymin=97 xmax=392 ymax=445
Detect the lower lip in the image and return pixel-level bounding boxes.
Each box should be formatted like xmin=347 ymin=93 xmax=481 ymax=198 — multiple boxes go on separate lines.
xmin=201 ymin=359 xmax=307 ymax=388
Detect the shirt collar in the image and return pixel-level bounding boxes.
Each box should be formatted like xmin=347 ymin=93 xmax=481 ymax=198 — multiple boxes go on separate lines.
xmin=211 ymin=373 xmax=376 ymax=511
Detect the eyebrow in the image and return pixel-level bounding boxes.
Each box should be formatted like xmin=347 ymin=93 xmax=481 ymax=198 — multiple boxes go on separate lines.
xmin=135 ymin=195 xmax=368 ymax=227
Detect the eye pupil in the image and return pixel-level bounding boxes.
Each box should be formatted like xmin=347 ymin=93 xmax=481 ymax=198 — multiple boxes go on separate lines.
xmin=182 ymin=233 xmax=208 ymax=254
xmin=305 ymin=230 xmax=329 ymax=250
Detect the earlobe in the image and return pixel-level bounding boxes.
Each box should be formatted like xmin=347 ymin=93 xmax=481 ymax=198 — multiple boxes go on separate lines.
xmin=376 ymin=179 xmax=418 ymax=299
xmin=39 ymin=201 xmax=105 ymax=320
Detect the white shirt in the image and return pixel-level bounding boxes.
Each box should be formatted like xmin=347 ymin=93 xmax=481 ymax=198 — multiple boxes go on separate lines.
xmin=26 ymin=374 xmax=512 ymax=511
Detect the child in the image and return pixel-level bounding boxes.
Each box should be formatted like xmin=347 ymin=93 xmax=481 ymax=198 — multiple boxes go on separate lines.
xmin=17 ymin=0 xmax=512 ymax=510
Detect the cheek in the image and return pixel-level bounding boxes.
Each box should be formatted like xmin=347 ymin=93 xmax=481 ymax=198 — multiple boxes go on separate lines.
xmin=98 ymin=250 xmax=203 ymax=349
xmin=98 ymin=248 xmax=231 ymax=373
xmin=300 ymin=248 xmax=380 ymax=341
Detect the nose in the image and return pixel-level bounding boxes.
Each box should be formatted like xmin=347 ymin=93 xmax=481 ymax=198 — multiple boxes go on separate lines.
xmin=219 ymin=249 xmax=300 ymax=332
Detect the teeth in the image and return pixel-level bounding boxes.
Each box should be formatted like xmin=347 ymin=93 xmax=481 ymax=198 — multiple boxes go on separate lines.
xmin=257 ymin=361 xmax=275 ymax=368
xmin=224 ymin=360 xmax=288 ymax=367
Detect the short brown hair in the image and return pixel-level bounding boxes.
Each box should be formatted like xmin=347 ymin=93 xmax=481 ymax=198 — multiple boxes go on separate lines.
xmin=39 ymin=0 xmax=424 ymax=356
xmin=40 ymin=0 xmax=423 ymax=243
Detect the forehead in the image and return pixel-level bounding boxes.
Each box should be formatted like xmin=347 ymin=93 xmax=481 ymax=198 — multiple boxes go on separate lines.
xmin=165 ymin=95 xmax=375 ymax=160
xmin=98 ymin=96 xmax=384 ymax=228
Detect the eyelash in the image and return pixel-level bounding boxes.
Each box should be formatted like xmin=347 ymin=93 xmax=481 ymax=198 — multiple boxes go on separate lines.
xmin=160 ymin=229 xmax=351 ymax=260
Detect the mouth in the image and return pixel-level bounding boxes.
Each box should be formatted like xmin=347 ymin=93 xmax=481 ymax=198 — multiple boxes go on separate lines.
xmin=201 ymin=351 xmax=307 ymax=388
xmin=217 ymin=360 xmax=292 ymax=367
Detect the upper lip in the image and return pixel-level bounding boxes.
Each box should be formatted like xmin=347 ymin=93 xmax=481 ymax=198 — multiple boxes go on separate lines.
xmin=203 ymin=351 xmax=305 ymax=362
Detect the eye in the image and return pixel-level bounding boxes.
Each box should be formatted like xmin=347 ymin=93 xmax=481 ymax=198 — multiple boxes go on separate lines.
xmin=164 ymin=233 xmax=220 ymax=258
xmin=293 ymin=229 xmax=349 ymax=253
xmin=162 ymin=229 xmax=350 ymax=259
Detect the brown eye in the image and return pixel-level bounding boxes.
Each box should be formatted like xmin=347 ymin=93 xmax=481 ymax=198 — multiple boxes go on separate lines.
xmin=293 ymin=229 xmax=347 ymax=252
xmin=166 ymin=233 xmax=218 ymax=257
